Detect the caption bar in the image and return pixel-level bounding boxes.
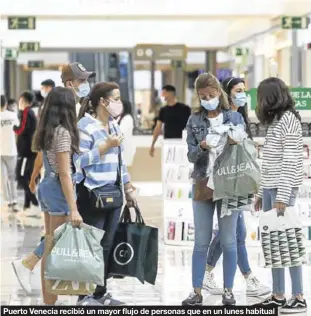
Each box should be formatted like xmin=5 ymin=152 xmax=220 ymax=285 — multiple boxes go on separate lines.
xmin=1 ymin=306 xmax=277 ymax=316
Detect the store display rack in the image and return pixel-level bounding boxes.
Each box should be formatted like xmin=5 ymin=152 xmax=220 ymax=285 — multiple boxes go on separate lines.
xmin=162 ymin=135 xmax=311 ymax=247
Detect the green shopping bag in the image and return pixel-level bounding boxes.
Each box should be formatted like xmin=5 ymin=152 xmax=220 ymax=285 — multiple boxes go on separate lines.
xmin=213 ymin=139 xmax=261 ymax=200
xmin=45 ymin=223 xmax=105 ymax=285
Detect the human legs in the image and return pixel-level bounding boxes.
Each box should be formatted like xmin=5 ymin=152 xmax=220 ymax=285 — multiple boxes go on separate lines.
xmin=1 ymin=156 xmax=18 ymax=207
xmin=182 ymin=195 xmax=215 ymax=306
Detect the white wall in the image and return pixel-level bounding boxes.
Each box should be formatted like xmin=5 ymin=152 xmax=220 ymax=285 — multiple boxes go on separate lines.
xmin=17 ymin=52 xmax=69 ymax=65
xmin=31 ymin=70 xmax=63 ymax=90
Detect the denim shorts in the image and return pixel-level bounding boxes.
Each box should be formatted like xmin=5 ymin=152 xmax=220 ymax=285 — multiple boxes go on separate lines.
xmin=38 ymin=176 xmax=72 ymax=216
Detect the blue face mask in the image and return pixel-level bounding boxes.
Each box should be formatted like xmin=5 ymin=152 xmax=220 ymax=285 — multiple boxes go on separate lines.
xmin=76 ymin=82 xmax=90 ymax=98
xmin=201 ymin=97 xmax=219 ymax=111
xmin=232 ymin=92 xmax=247 ymax=107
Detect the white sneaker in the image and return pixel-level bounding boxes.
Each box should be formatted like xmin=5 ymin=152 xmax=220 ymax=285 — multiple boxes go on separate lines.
xmin=11 ymin=260 xmax=32 ymax=295
xmin=202 ymin=271 xmax=223 ymax=295
xmin=23 ymin=207 xmax=41 ymax=218
xmin=246 ymin=273 xmax=271 ymax=297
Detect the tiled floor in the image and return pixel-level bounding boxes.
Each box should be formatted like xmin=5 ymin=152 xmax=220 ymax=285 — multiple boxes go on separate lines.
xmin=1 ymin=183 xmax=311 ymax=315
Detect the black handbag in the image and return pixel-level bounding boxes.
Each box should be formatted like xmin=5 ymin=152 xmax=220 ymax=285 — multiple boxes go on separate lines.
xmin=86 ymin=147 xmax=124 ymax=212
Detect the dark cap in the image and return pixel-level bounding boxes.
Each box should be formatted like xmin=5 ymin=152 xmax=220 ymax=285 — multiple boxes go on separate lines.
xmin=61 ymin=62 xmax=96 ymax=83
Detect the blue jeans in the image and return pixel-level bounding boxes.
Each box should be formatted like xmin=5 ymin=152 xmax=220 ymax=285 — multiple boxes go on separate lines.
xmin=192 ymin=188 xmax=241 ymax=289
xmin=34 ymin=239 xmax=45 ymax=258
xmin=206 ymin=211 xmax=251 ymax=274
xmin=262 ymin=188 xmax=303 ymax=296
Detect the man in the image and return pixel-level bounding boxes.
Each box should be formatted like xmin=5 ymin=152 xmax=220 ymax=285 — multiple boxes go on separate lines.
xmin=7 ymin=98 xmax=18 ymax=112
xmin=40 ymin=79 xmax=55 ymax=99
xmin=12 ymin=62 xmax=96 ymax=298
xmin=0 ymin=95 xmax=19 ymax=212
xmin=149 ymin=85 xmax=191 ymax=157
xmin=61 ymin=62 xmax=96 ymax=115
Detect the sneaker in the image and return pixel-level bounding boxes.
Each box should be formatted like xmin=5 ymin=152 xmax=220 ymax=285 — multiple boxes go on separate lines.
xmin=11 ymin=260 xmax=32 ymax=295
xmin=9 ymin=202 xmax=20 ymax=213
xmin=222 ymin=289 xmax=236 ymax=305
xmin=202 ymin=271 xmax=223 ymax=295
xmin=96 ymin=293 xmax=125 ymax=306
xmin=77 ymin=297 xmax=103 ymax=306
xmin=254 ymin=295 xmax=286 ymax=308
xmin=246 ymin=273 xmax=271 ymax=297
xmin=281 ymin=297 xmax=307 ymax=314
xmin=23 ymin=207 xmax=41 ymax=218
xmin=182 ymin=292 xmax=203 ymax=306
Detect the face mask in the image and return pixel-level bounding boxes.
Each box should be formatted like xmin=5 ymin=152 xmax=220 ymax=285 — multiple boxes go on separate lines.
xmin=201 ymin=97 xmax=219 ymax=111
xmin=232 ymin=92 xmax=247 ymax=108
xmin=106 ymin=100 xmax=123 ymax=118
xmin=41 ymin=90 xmax=48 ymax=98
xmin=76 ymin=82 xmax=90 ymax=98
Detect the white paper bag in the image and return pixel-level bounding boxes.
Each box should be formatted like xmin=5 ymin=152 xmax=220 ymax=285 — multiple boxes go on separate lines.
xmin=259 ymin=207 xmax=306 ymax=268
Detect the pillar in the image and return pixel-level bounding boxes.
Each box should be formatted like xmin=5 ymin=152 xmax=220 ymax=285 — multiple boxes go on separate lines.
xmin=291 ymin=30 xmax=301 ymax=87
xmin=205 ymin=51 xmax=217 ymax=75
xmin=172 ymin=60 xmax=186 ymax=103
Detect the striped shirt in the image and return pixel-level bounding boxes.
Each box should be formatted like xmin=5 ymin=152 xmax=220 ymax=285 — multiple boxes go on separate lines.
xmin=73 ymin=113 xmax=130 ymax=190
xmin=258 ymin=111 xmax=303 ymax=204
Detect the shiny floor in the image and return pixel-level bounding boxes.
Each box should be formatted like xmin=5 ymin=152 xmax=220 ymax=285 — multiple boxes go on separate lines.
xmin=1 ymin=183 xmax=311 ymax=315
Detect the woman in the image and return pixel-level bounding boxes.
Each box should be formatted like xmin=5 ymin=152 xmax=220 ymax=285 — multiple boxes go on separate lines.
xmin=182 ymin=73 xmax=245 ymax=306
xmin=14 ymin=91 xmax=40 ymax=217
xmin=254 ymin=78 xmax=307 ymax=313
xmin=119 ymin=100 xmax=136 ymax=168
xmin=31 ymin=87 xmax=82 ymax=305
xmin=203 ymin=77 xmax=270 ymax=297
xmin=74 ymin=82 xmax=137 ymax=306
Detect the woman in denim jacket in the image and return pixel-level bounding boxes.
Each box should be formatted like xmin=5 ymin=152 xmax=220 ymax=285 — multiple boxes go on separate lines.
xmin=203 ymin=77 xmax=270 ymax=298
xmin=182 ymin=73 xmax=245 ymax=306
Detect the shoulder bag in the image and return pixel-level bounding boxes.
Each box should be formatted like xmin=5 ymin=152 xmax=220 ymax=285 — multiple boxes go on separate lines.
xmin=85 ymin=147 xmax=124 ymax=212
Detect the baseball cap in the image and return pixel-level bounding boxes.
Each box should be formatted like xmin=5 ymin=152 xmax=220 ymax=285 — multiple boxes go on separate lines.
xmin=61 ymin=62 xmax=96 ymax=83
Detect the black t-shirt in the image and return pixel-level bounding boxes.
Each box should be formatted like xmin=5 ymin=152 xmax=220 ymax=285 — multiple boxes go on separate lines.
xmin=158 ymin=103 xmax=191 ymax=139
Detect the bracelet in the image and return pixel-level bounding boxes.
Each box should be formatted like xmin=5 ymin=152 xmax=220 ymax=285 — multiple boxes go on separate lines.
xmin=125 ymin=189 xmax=134 ymax=194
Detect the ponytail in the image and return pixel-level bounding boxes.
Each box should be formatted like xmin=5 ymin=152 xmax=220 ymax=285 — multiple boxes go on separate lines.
xmin=78 ymin=96 xmax=93 ymax=120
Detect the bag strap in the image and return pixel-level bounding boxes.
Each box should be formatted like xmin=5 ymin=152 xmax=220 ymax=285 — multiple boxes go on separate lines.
xmin=120 ymin=205 xmax=145 ymax=225
xmin=115 ymin=146 xmax=122 ymax=187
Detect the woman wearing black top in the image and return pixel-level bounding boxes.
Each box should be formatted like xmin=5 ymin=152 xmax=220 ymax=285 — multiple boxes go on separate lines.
xmin=14 ymin=91 xmax=39 ymax=216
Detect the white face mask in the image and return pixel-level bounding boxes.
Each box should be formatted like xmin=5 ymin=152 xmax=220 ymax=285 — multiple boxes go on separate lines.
xmin=41 ymin=90 xmax=48 ymax=98
xmin=208 ymin=113 xmax=223 ymax=127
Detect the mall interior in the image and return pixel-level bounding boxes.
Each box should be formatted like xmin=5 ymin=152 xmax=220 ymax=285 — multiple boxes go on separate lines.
xmin=1 ymin=0 xmax=311 ymax=312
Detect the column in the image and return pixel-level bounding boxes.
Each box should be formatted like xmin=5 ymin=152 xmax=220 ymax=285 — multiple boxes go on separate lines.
xmin=205 ymin=51 xmax=217 ymax=75
xmin=172 ymin=61 xmax=186 ymax=103
xmin=291 ymin=30 xmax=301 ymax=87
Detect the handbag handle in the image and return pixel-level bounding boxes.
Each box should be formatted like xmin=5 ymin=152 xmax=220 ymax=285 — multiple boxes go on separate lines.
xmin=120 ymin=205 xmax=145 ymax=225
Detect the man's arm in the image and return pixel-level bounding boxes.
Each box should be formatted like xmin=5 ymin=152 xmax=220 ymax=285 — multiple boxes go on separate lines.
xmin=149 ymin=120 xmax=163 ymax=157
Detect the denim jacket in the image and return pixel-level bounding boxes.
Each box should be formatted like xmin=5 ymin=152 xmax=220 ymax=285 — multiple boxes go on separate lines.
xmin=186 ymin=109 xmax=245 ymax=180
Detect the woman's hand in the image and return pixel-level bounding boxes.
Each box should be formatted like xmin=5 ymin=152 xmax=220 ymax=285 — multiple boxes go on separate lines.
xmin=228 ymin=137 xmax=238 ymax=145
xmin=274 ymin=202 xmax=287 ymax=211
xmin=125 ymin=191 xmax=137 ymax=207
xmin=254 ymin=197 xmax=262 ymax=212
xmin=106 ymin=135 xmax=124 ymax=149
xmin=200 ymin=141 xmax=210 ymax=150
xmin=29 ymin=178 xmax=36 ymax=194
xmin=70 ymin=210 xmax=83 ymax=227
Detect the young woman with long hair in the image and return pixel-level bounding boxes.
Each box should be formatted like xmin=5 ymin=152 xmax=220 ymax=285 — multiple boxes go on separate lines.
xmin=32 ymin=87 xmax=82 ymax=305
xmin=74 ymin=82 xmax=136 ymax=306
xmin=202 ymin=77 xmax=270 ymax=297
xmin=254 ymin=77 xmax=307 ymax=314
xmin=182 ymin=73 xmax=245 ymax=306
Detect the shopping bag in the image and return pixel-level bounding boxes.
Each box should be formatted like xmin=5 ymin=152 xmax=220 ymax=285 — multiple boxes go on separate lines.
xmin=213 ymin=139 xmax=261 ymax=200
xmin=44 ymin=235 xmax=96 ymax=295
xmin=108 ymin=205 xmax=158 ymax=284
xmin=260 ymin=207 xmax=306 ymax=268
xmin=45 ymin=223 xmax=105 ymax=285
xmin=144 ymin=224 xmax=158 ymax=285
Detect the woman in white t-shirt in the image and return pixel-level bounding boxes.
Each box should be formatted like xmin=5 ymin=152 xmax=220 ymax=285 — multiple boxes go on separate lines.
xmin=0 ymin=95 xmax=19 ymax=211
xmin=119 ymin=100 xmax=136 ymax=167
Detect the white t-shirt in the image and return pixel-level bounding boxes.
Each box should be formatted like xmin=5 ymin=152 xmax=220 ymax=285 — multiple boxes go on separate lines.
xmin=119 ymin=114 xmax=136 ymax=167
xmin=0 ymin=110 xmax=19 ymax=156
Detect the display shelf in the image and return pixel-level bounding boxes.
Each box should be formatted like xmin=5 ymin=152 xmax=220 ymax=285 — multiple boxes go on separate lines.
xmin=162 ymin=135 xmax=311 ymax=248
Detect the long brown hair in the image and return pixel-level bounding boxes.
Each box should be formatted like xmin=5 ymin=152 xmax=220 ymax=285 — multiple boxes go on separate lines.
xmin=78 ymin=82 xmax=119 ymax=120
xmin=193 ymin=73 xmax=229 ymax=113
xmin=33 ymin=87 xmax=80 ymax=153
